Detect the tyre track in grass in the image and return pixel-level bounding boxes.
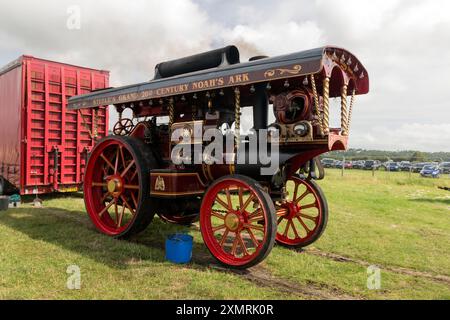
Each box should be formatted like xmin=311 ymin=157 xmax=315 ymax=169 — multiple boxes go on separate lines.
xmin=187 ymin=223 xmax=360 ymax=299
xmin=303 ymin=248 xmax=450 ymax=286
xmin=191 ymin=251 xmax=361 ymax=300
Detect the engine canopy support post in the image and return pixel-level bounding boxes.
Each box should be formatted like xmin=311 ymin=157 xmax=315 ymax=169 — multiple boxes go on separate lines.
xmin=322 ymin=77 xmax=330 ymax=135
xmin=340 ymin=84 xmax=349 ymax=136
xmin=234 ymin=87 xmax=241 ymax=149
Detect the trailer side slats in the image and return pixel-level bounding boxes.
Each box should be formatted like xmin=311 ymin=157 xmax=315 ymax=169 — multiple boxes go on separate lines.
xmin=0 ymin=55 xmax=109 ymax=195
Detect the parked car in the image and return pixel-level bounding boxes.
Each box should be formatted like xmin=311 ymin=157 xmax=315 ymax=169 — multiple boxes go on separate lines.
xmin=412 ymin=162 xmax=426 ymax=173
xmin=321 ymin=158 xmax=336 ymax=168
xmin=381 ymin=161 xmax=391 ymax=170
xmin=363 ymin=160 xmax=381 ymax=170
xmin=386 ymin=162 xmax=400 ymax=172
xmin=344 ymin=161 xmax=353 ymax=169
xmin=420 ymin=165 xmax=440 ymax=178
xmin=399 ymin=161 xmax=412 ymax=171
xmin=334 ymin=161 xmax=343 ymax=168
xmin=439 ymin=162 xmax=450 ymax=174
xmin=352 ymin=160 xmax=365 ymax=170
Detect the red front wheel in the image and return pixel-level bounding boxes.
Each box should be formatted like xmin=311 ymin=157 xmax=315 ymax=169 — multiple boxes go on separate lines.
xmin=275 ymin=177 xmax=328 ymax=247
xmin=84 ymin=136 xmax=155 ymax=238
xmin=200 ymin=175 xmax=276 ymax=269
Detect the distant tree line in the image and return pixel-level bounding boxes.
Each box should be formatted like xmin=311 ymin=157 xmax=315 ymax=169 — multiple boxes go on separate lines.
xmin=325 ymin=149 xmax=450 ymax=162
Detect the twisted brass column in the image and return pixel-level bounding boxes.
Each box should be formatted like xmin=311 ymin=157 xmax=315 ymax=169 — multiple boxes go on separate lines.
xmin=234 ymin=87 xmax=241 ymax=149
xmin=310 ymin=75 xmax=324 ymax=137
xmin=348 ymin=89 xmax=356 ymax=131
xmin=169 ymin=98 xmax=174 ymax=128
xmin=341 ymin=84 xmax=349 ymax=136
xmin=93 ymin=108 xmax=98 ymax=139
xmin=322 ymin=77 xmax=330 ymax=135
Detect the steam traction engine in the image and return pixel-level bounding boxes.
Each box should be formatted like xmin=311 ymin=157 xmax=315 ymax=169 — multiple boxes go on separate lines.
xmin=68 ymin=46 xmax=369 ymax=269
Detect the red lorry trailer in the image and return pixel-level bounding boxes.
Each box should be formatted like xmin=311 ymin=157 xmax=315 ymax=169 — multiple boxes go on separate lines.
xmin=0 ymin=56 xmax=109 ymax=195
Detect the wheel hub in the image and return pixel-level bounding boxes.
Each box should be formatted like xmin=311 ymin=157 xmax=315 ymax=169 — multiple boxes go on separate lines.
xmin=225 ymin=213 xmax=240 ymax=231
xmin=107 ymin=176 xmax=123 ymax=197
xmin=284 ymin=202 xmax=299 ymax=219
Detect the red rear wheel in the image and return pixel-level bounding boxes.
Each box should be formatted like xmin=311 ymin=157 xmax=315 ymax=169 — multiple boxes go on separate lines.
xmin=200 ymin=175 xmax=276 ymax=269
xmin=84 ymin=136 xmax=154 ymax=238
xmin=275 ymin=177 xmax=328 ymax=247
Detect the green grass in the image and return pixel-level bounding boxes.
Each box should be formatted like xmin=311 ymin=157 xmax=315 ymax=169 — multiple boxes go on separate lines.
xmin=0 ymin=170 xmax=449 ymax=300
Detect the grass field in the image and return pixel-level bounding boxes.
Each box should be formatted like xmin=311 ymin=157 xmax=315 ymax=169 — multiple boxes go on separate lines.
xmin=0 ymin=170 xmax=449 ymax=300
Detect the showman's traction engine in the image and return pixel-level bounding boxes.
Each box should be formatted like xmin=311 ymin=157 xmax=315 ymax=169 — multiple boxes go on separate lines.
xmin=68 ymin=45 xmax=369 ymax=268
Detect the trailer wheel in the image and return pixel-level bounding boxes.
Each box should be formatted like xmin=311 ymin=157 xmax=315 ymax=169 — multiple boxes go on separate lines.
xmin=84 ymin=136 xmax=155 ymax=238
xmin=275 ymin=176 xmax=328 ymax=248
xmin=200 ymin=175 xmax=276 ymax=269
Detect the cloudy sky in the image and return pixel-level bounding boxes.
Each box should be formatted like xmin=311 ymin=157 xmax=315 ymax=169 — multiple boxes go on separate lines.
xmin=0 ymin=0 xmax=449 ymax=152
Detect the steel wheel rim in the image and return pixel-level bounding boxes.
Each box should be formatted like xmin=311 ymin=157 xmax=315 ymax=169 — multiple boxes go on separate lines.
xmin=275 ymin=177 xmax=323 ymax=245
xmin=84 ymin=139 xmax=141 ymax=236
xmin=200 ymin=178 xmax=269 ymax=266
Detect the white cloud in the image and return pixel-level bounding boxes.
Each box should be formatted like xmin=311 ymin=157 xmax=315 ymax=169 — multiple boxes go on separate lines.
xmin=1 ymin=0 xmax=449 ymax=151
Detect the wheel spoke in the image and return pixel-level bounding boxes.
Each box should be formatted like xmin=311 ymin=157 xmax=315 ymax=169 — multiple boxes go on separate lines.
xmin=291 ymin=220 xmax=301 ymax=239
xmin=117 ymin=204 xmax=125 ymax=227
xmin=119 ymin=146 xmax=126 ymax=169
xmin=130 ymin=192 xmax=138 ymax=208
xmin=121 ymin=160 xmax=136 ymax=178
xmin=238 ymin=187 xmax=244 ymax=209
xmin=114 ymin=202 xmax=119 ymax=225
xmin=301 ymin=202 xmax=318 ymax=210
xmin=212 ymin=224 xmax=226 ymax=232
xmin=298 ymin=213 xmax=318 ymax=222
xmin=242 ymin=194 xmax=255 ymax=211
xmin=92 ymin=182 xmax=107 ymax=188
xmin=129 ymin=169 xmax=138 ymax=182
xmin=225 ymin=188 xmax=232 ymax=210
xmin=295 ymin=189 xmax=310 ymax=204
xmin=231 ymin=236 xmax=239 ymax=256
xmin=247 ymin=228 xmax=260 ymax=247
xmin=98 ymin=199 xmax=115 ymax=218
xmin=237 ymin=233 xmax=249 ymax=256
xmin=297 ymin=217 xmax=311 ymax=233
xmin=293 ymin=182 xmax=299 ymax=201
xmin=120 ymin=195 xmax=135 ymax=215
xmin=283 ymin=220 xmax=291 ymax=237
xmin=219 ymin=229 xmax=230 ymax=247
xmin=215 ymin=196 xmax=231 ymax=211
xmin=277 ymin=216 xmax=284 ymax=225
xmin=100 ymin=192 xmax=110 ymax=203
xmin=100 ymin=153 xmax=115 ymax=171
xmin=247 ymin=209 xmax=263 ymax=221
xmin=124 ymin=184 xmax=140 ymax=190
xmin=276 ymin=207 xmax=288 ymax=217
xmin=244 ymin=223 xmax=264 ymax=232
xmin=114 ymin=147 xmax=120 ymax=174
xmin=211 ymin=211 xmax=225 ymax=220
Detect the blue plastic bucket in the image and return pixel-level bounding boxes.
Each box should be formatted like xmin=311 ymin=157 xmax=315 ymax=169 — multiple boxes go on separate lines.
xmin=165 ymin=234 xmax=193 ymax=264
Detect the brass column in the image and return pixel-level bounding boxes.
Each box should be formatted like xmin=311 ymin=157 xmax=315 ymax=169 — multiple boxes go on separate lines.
xmin=322 ymin=77 xmax=330 ymax=135
xmin=234 ymin=87 xmax=241 ymax=149
xmin=310 ymin=74 xmax=324 ymax=137
xmin=348 ymin=89 xmax=356 ymax=131
xmin=169 ymin=98 xmax=174 ymax=128
xmin=341 ymin=84 xmax=349 ymax=136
